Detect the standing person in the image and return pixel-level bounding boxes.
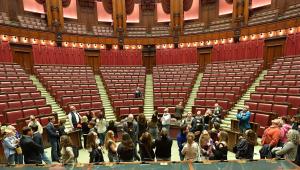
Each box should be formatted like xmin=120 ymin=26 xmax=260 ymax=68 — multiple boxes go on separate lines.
xmin=291 ymin=114 xmax=300 ymax=130
xmin=236 ymin=106 xmax=251 ymax=133
xmin=154 ymin=128 xmax=173 ymax=161
xmin=177 ymin=125 xmax=188 ymax=161
xmin=81 ymin=116 xmax=90 ymax=149
xmin=139 ymin=132 xmax=155 ymax=161
xmin=68 ymin=105 xmax=81 ymax=130
xmin=199 ymin=130 xmax=213 ymax=160
xmin=211 ymin=131 xmax=228 ymax=161
xmin=148 ymin=114 xmax=159 ymax=140
xmin=7 ymin=125 xmax=23 ymax=164
xmin=234 ymin=129 xmax=257 ymax=160
xmin=161 ymin=108 xmax=171 ymax=133
xmin=57 ymin=119 xmax=67 ymax=137
xmin=211 ymin=103 xmax=222 ymax=124
xmin=31 ymin=124 xmax=51 ymax=164
xmin=104 ymin=130 xmax=118 ymax=162
xmin=181 ymin=112 xmax=194 ymax=128
xmin=272 ymin=129 xmax=300 ymax=161
xmin=106 ymin=120 xmax=118 ymax=139
xmin=280 ymin=116 xmax=292 ymax=146
xmin=260 ymin=119 xmax=281 ymax=159
xmin=117 ymin=133 xmax=137 ymax=162
xmin=203 ymin=109 xmax=212 ymax=130
xmin=45 ymin=116 xmax=60 ymax=162
xmin=175 ymin=102 xmax=184 ymax=120
xmin=190 ymin=111 xmax=204 ymax=142
xmin=2 ymin=128 xmax=19 ymax=166
xmin=60 ymin=135 xmax=75 ymax=165
xmin=209 ymin=122 xmax=220 ymax=143
xmin=137 ymin=114 xmax=148 ymax=138
xmin=134 ymin=87 xmax=142 ymax=98
xmin=20 ymin=127 xmax=42 ymax=164
xmin=122 ymin=114 xmax=139 ymax=145
xmin=86 ymin=131 xmax=104 ymax=163
xmin=96 ymin=112 xmax=107 ymax=146
xmin=181 ymin=132 xmax=199 ymax=161
xmin=28 ymin=115 xmax=43 ymax=134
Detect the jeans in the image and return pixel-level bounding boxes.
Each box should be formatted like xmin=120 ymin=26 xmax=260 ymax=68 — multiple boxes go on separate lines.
xmin=50 ymin=140 xmax=59 ymax=162
xmin=98 ymin=132 xmax=106 ymax=146
xmin=148 ymin=127 xmax=158 ymax=140
xmin=41 ymin=152 xmax=52 ymax=164
xmin=7 ymin=154 xmax=15 ymax=165
xmin=14 ymin=153 xmax=23 ymax=164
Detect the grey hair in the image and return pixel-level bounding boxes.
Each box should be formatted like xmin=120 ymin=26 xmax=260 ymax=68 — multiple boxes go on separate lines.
xmin=287 ymin=129 xmax=300 ymax=145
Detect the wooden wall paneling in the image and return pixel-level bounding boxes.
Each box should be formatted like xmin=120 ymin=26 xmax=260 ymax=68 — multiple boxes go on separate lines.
xmin=263 ymin=36 xmax=286 ymax=68
xmin=10 ymin=43 xmax=33 ymax=74
xmin=76 ymin=0 xmax=97 ymax=31
xmin=85 ymin=49 xmax=100 ymax=73
xmin=197 ymin=46 xmax=212 ymax=72
xmin=142 ymin=45 xmax=156 ymax=73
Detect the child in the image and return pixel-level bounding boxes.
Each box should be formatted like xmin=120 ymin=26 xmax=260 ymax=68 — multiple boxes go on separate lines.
xmin=81 ymin=116 xmax=90 ymax=149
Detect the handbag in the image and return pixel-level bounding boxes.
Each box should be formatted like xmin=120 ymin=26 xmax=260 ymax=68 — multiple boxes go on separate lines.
xmin=15 ymin=146 xmax=22 ymax=155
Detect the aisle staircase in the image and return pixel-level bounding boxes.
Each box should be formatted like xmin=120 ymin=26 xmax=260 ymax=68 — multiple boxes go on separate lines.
xmin=221 ymin=70 xmax=268 ymax=130
xmin=184 ymin=73 xmax=203 ymax=113
xmin=30 ymin=75 xmax=71 ymax=129
xmin=95 ymin=75 xmax=115 ymax=121
xmin=144 ymin=74 xmax=154 ymax=119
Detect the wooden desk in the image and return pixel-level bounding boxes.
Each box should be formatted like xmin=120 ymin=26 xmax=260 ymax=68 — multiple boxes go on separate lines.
xmin=231 ymin=119 xmax=260 ymax=134
xmin=68 ymin=130 xmax=82 ymax=149
xmin=224 ymin=129 xmax=242 ymax=152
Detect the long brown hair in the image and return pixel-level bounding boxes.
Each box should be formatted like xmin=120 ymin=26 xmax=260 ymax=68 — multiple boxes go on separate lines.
xmin=138 ymin=114 xmax=147 ymax=126
xmin=104 ymin=130 xmax=116 ymax=150
xmin=218 ymin=131 xmax=228 ymax=143
xmin=121 ymin=133 xmax=134 ymax=150
xmin=140 ymin=132 xmax=153 ymax=150
xmin=86 ymin=132 xmax=98 ymax=149
xmin=60 ymin=135 xmax=72 ymax=148
xmin=245 ymin=129 xmax=257 ymax=146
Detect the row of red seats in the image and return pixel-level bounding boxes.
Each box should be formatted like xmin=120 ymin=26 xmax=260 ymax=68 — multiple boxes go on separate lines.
xmin=271 ymin=65 xmax=300 ymax=70
xmin=35 ymin=69 xmax=93 ymax=74
xmin=0 ymin=92 xmax=41 ymax=101
xmin=63 ymin=101 xmax=103 ymax=114
xmin=0 ymin=98 xmax=46 ymax=113
xmin=153 ymin=74 xmax=195 ymax=79
xmin=0 ymin=80 xmax=33 ymax=86
xmin=108 ymin=88 xmax=144 ymax=94
xmin=245 ymin=100 xmax=290 ymax=118
xmin=206 ymin=63 xmax=263 ymax=70
xmin=0 ymin=63 xmax=21 ymax=68
xmin=255 ymin=86 xmax=300 ymax=94
xmin=118 ymin=107 xmax=142 ymax=118
xmin=201 ymin=81 xmax=247 ymax=90
xmin=260 ymin=80 xmax=300 ymax=86
xmin=55 ymin=89 xmax=98 ymax=99
xmin=50 ymin=85 xmax=98 ymax=94
xmin=41 ymin=75 xmax=94 ymax=81
xmin=193 ymin=99 xmax=231 ymax=111
xmin=153 ymin=78 xmax=194 ymax=82
xmin=37 ymin=72 xmax=94 ymax=78
xmin=204 ymin=67 xmax=261 ymax=73
xmin=264 ymin=74 xmax=300 ymax=80
xmin=46 ymin=80 xmax=96 ymax=86
xmin=106 ymin=83 xmax=145 ymax=88
xmin=100 ymin=66 xmax=146 ymax=69
xmin=102 ymin=76 xmax=145 ymax=80
xmin=101 ymin=73 xmax=145 ymax=76
xmin=104 ymin=79 xmax=145 ymax=84
xmin=0 ymin=76 xmax=29 ymax=81
xmin=34 ymin=65 xmax=91 ymax=69
xmin=154 ymin=92 xmax=188 ymax=99
xmin=250 ymin=93 xmax=300 ymax=107
xmin=154 ymin=82 xmax=192 ymax=87
xmin=0 ymin=86 xmax=37 ymax=93
xmin=100 ymin=69 xmax=145 ymax=72
xmin=153 ymin=71 xmax=197 ymax=75
xmin=196 ymin=92 xmax=237 ymax=102
xmin=203 ymin=71 xmax=256 ymax=77
xmin=207 ymin=59 xmax=263 ymax=66
xmin=267 ymin=69 xmax=300 ymax=75
xmin=3 ymin=105 xmax=52 ymax=124
xmin=154 ymin=98 xmax=184 ymax=107
xmin=61 ymin=95 xmax=100 ymax=105
xmin=199 ymin=86 xmax=244 ymax=94
xmin=154 ymin=87 xmax=190 ymax=93
xmin=113 ymin=99 xmax=144 ymax=107
xmin=202 ymin=76 xmax=253 ymax=82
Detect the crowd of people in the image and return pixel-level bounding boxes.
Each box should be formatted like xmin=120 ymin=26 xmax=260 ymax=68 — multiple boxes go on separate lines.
xmin=1 ymin=103 xmax=300 ymax=166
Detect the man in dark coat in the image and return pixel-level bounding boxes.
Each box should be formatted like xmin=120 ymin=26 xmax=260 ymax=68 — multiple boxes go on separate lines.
xmin=45 ymin=116 xmax=60 ymax=162
xmin=19 ymin=126 xmax=42 ymax=164
xmin=31 ymin=124 xmax=51 ymax=164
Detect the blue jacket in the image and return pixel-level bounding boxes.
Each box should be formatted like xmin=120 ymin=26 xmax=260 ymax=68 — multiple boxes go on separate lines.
xmin=2 ymin=136 xmax=17 ymax=158
xmin=236 ymin=111 xmax=251 ymax=130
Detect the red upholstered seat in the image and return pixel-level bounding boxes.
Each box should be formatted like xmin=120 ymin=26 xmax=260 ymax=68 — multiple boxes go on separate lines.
xmin=274 ymin=95 xmax=287 ymax=103
xmin=164 ymin=99 xmax=173 ymax=105
xmin=23 ymin=108 xmax=38 ymax=118
xmin=262 ymin=94 xmax=274 ymax=101
xmin=287 ymin=96 xmax=300 ymax=108
xmin=245 ymin=101 xmax=258 ymax=110
xmin=134 ymin=100 xmax=143 ymax=106
xmin=258 ymin=103 xmax=272 ymax=112
xmin=8 ymin=94 xmax=19 ymax=100
xmin=113 ymin=101 xmax=123 ymax=107
xmin=38 ymin=106 xmax=52 ymax=115
xmin=254 ymin=113 xmax=270 ymax=137
xmin=92 ymin=102 xmax=102 ymax=109
xmin=39 ymin=117 xmax=49 ymax=126
xmin=8 ymin=101 xmax=22 ymax=109
xmin=130 ymin=107 xmax=140 ymax=114
xmin=62 ymin=97 xmax=72 ymax=106
xmin=272 ymin=104 xmax=289 ymax=117
xmin=154 ymin=99 xmax=163 ymax=106
xmin=80 ymin=102 xmax=91 ymax=109
xmin=22 ymin=100 xmax=35 ymax=107
xmin=195 ymin=99 xmax=205 ymax=106
xmin=0 ymin=102 xmax=8 ymax=113
xmin=82 ymin=95 xmax=91 ymax=102
xmin=120 ymin=108 xmax=129 ymax=115
xmin=124 ymin=100 xmax=133 ymax=106
xmin=6 ymin=110 xmax=23 ymax=124
xmin=251 ymin=94 xmax=261 ymax=101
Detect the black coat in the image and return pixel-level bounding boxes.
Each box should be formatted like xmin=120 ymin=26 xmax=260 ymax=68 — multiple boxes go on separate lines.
xmin=139 ymin=142 xmax=155 ymax=161
xmin=154 ymin=136 xmax=173 ymax=159
xmin=46 ymin=122 xmax=59 ymax=142
xmin=20 ymin=135 xmax=43 ymax=164
xmin=32 ymin=132 xmax=44 ymax=154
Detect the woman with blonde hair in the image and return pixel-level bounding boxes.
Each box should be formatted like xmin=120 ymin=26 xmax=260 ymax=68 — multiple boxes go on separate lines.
xmin=272 ymin=129 xmax=300 ymax=161
xmin=60 ymin=135 xmax=74 ymax=164
xmin=199 ymin=130 xmax=213 ymax=160
xmin=182 ymin=132 xmax=199 ymax=161
xmin=104 ymin=130 xmax=118 ymax=162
